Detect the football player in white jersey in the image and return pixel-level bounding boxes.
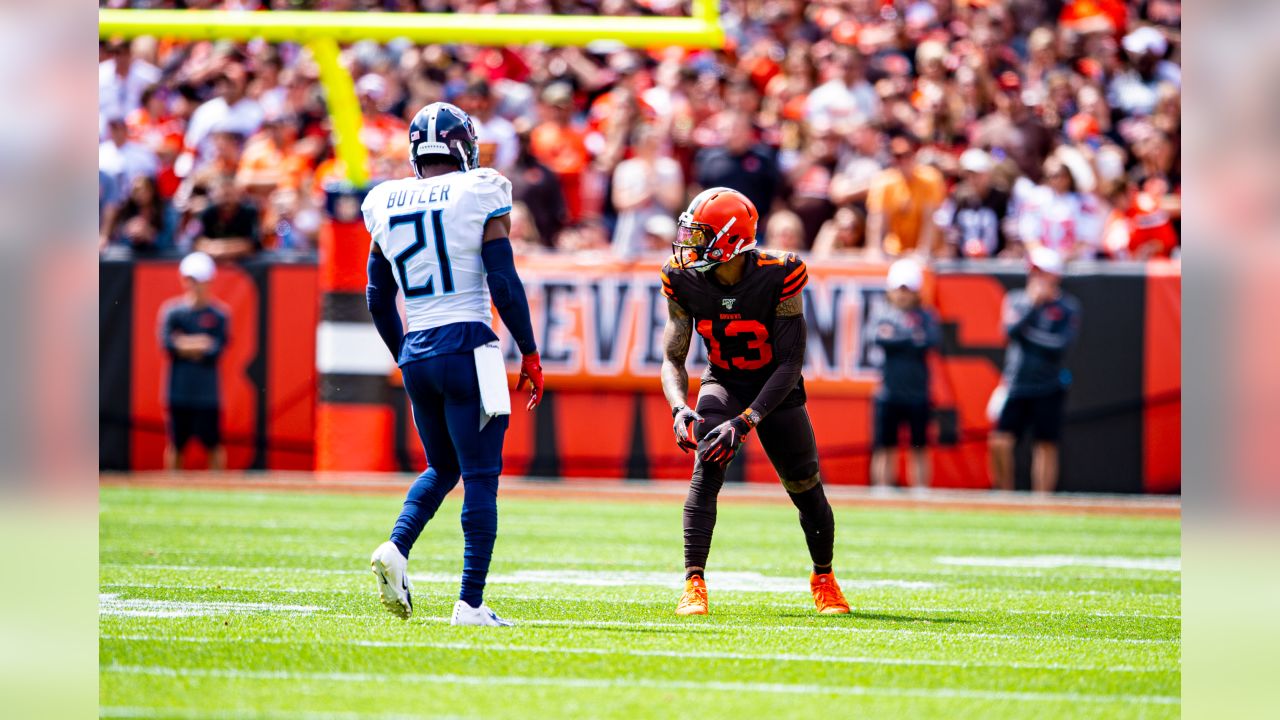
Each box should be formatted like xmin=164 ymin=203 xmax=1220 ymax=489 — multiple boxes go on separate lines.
xmin=365 ymin=102 xmax=544 ymax=627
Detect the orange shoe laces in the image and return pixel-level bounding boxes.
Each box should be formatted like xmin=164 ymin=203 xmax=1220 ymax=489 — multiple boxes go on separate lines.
xmin=812 ymin=576 xmax=847 ymax=609
xmin=680 ymin=580 xmax=707 ymax=607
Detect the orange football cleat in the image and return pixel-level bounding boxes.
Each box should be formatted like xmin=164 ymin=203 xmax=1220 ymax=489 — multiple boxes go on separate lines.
xmin=810 ymin=572 xmax=851 ymax=614
xmin=675 ymin=575 xmax=709 ymax=616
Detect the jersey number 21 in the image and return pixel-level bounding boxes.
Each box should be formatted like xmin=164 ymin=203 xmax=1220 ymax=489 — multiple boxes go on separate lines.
xmin=390 ymin=209 xmax=454 ymax=298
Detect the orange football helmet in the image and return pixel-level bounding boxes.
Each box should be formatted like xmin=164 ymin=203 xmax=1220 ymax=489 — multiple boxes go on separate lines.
xmin=673 ymin=187 xmax=759 ymax=271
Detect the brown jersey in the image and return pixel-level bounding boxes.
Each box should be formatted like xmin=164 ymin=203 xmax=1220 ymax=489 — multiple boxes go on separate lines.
xmin=662 ymin=249 xmax=808 ymax=403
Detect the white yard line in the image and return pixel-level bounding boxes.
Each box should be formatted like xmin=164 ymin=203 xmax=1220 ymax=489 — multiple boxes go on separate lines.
xmin=98 ymin=594 xmax=322 ymax=618
xmin=100 ymin=561 xmax=1183 ymax=584
xmin=936 ymin=555 xmax=1181 ymax=572
xmin=100 ymin=634 xmax=1176 ymax=674
xmin=101 ymin=664 xmax=1180 ymax=706
xmin=97 ymin=583 xmax=1181 ymax=620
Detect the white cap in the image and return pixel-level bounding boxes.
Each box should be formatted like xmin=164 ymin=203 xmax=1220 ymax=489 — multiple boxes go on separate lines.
xmin=1122 ymin=26 xmax=1168 ymax=56
xmin=1028 ymin=246 xmax=1065 ymax=276
xmin=886 ymin=258 xmax=924 ymax=291
xmin=643 ymin=214 xmax=677 ymax=240
xmin=179 ymin=252 xmax=216 ymax=283
xmin=959 ymin=147 xmax=994 ymax=174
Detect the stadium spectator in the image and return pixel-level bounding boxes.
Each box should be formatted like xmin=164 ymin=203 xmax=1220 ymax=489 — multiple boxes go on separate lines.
xmin=640 ymin=214 xmax=678 ymax=255
xmin=761 ymin=209 xmax=806 ymax=253
xmin=102 ymin=176 xmax=173 ymax=254
xmin=990 ymin=247 xmax=1081 ymax=494
xmin=1015 ymin=155 xmax=1105 ymax=260
xmin=611 ymin=124 xmax=683 ymax=259
xmin=508 ymin=202 xmax=543 ymax=253
xmin=866 ymin=133 xmax=945 ymax=258
xmin=99 ymin=39 xmax=160 ymax=125
xmin=160 ymin=252 xmax=228 ymax=472
xmin=99 ymin=116 xmax=158 ymax=204
xmin=96 ymin=0 xmax=1181 ymax=258
xmin=510 ymin=126 xmax=568 ymax=248
xmin=195 ymin=178 xmax=261 ymax=260
xmin=806 ymin=48 xmax=879 ymax=130
xmin=866 ymin=259 xmax=940 ymax=490
xmin=180 ymin=62 xmax=263 ymax=176
xmin=811 ymin=207 xmax=865 ymax=259
xmin=694 ymin=111 xmax=780 ymax=228
xmin=460 ymin=80 xmax=519 ymax=174
xmin=530 ymin=83 xmax=591 ymax=223
xmin=937 ymin=148 xmax=1014 ymax=259
xmin=784 ymin=120 xmax=841 ymax=245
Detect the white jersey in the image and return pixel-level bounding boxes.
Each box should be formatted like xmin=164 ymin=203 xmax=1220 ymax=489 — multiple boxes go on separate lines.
xmin=362 ymin=168 xmax=513 ymax=332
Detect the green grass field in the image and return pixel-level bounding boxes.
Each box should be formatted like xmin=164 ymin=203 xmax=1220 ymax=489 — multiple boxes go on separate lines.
xmin=100 ymin=484 xmax=1180 ymax=719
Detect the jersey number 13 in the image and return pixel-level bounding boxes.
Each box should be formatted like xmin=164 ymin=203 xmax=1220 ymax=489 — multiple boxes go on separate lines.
xmin=696 ymin=319 xmax=773 ymax=371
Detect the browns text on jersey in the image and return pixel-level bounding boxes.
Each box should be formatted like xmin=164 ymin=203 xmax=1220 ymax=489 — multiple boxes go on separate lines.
xmin=662 ymin=248 xmax=807 ymax=398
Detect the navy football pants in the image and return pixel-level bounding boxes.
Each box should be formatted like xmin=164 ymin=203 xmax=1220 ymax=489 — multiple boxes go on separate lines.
xmin=390 ymin=351 xmax=509 ymax=608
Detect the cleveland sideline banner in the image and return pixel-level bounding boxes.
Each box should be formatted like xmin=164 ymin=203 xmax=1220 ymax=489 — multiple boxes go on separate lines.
xmin=100 ymin=255 xmax=1180 ymax=494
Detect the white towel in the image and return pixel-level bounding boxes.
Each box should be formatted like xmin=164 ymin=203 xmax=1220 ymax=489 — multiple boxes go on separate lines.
xmin=473 ymin=342 xmax=511 ymax=430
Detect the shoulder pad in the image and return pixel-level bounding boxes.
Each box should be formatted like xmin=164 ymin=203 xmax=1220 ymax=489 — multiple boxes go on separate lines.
xmin=779 ymin=253 xmax=808 ymax=301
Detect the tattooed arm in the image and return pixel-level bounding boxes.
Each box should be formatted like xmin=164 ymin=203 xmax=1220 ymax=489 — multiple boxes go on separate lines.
xmin=661 ymin=298 xmax=694 ymax=409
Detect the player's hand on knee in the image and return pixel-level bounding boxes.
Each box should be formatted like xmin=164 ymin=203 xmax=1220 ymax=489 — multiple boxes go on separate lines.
xmin=698 ymin=414 xmax=752 ymax=465
xmin=672 ymin=405 xmax=703 ymax=453
xmin=517 ymin=352 xmax=544 ymax=410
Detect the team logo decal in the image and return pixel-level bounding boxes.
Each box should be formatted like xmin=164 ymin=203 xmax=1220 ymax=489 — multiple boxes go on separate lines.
xmin=721 ymin=298 xmax=737 ymax=309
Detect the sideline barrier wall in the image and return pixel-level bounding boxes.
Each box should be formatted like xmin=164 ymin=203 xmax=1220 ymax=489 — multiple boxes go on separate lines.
xmin=99 ymin=255 xmax=1180 ymax=493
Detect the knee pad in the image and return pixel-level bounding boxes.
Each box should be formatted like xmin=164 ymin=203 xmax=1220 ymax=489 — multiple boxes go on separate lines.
xmin=780 ymin=463 xmax=821 ymax=494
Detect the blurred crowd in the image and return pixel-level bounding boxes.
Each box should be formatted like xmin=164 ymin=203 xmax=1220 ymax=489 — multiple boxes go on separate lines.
xmin=99 ymin=0 xmax=1180 ymax=263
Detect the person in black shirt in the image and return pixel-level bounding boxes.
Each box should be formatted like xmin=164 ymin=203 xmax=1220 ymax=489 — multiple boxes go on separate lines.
xmin=693 ymin=112 xmax=780 ymax=229
xmin=196 ymin=177 xmax=261 ymax=260
xmin=159 ymin=252 xmax=229 ymax=471
xmin=865 ymin=259 xmax=941 ymax=489
xmin=937 ymin=148 xmax=1013 ymax=259
xmin=990 ymin=247 xmax=1081 ymax=493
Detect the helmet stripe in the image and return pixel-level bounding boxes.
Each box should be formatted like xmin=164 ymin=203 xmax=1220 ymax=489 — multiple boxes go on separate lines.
xmin=426 ymin=104 xmax=439 ymax=143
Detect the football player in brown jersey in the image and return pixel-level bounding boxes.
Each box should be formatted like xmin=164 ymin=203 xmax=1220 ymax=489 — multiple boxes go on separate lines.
xmin=660 ymin=187 xmax=851 ymax=617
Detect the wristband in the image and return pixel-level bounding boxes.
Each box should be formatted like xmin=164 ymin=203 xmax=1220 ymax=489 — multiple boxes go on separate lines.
xmin=740 ymin=408 xmax=762 ymax=428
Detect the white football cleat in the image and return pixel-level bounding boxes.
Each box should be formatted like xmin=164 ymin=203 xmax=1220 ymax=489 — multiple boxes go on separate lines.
xmin=371 ymin=541 xmax=413 ymax=619
xmin=451 ymin=599 xmax=512 ymax=627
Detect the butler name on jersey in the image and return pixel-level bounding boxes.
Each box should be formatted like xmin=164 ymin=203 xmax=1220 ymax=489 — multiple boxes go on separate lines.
xmin=662 ymin=247 xmax=808 ymax=393
xmin=361 ymin=167 xmax=513 ymax=333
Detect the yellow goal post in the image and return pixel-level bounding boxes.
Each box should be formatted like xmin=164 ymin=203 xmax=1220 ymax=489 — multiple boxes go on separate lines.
xmin=98 ymin=4 xmax=725 ymax=186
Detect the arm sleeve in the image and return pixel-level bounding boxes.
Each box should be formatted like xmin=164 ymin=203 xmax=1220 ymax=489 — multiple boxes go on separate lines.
xmin=206 ymin=311 xmax=228 ymax=358
xmin=922 ymin=310 xmax=942 ymax=349
xmin=747 ymin=313 xmax=807 ymax=419
xmin=867 ymin=305 xmax=910 ymax=349
xmin=481 ymin=237 xmax=537 ymax=356
xmin=1019 ymin=300 xmax=1081 ymax=352
xmin=1003 ymin=293 xmax=1036 ymax=339
xmin=366 ymin=247 xmax=404 ymax=358
xmin=159 ymin=305 xmax=178 ymax=355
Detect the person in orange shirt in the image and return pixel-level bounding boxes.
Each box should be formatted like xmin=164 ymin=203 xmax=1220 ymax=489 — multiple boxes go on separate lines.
xmin=866 ymin=133 xmax=946 ymax=257
xmin=236 ymin=113 xmax=309 ymax=194
xmin=530 ymin=83 xmax=591 ymax=223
